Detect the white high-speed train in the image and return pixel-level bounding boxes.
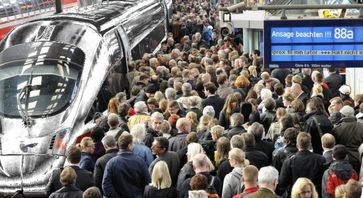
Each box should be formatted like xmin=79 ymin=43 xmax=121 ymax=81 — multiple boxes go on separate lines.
xmin=0 ymin=0 xmax=170 ymax=196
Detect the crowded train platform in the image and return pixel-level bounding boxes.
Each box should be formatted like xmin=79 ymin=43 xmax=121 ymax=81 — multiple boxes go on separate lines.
xmin=1 ymin=0 xmax=363 ymax=198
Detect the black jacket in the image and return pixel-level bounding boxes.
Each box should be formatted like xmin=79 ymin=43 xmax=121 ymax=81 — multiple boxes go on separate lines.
xmin=94 ymin=148 xmax=118 ymax=192
xmin=260 ymin=110 xmax=276 ymax=133
xmin=144 ymin=128 xmax=162 ymax=148
xmin=144 ymin=186 xmax=177 ymax=198
xmin=224 ymin=126 xmax=246 ymax=139
xmin=47 ymin=166 xmax=94 ymax=196
xmin=169 ymin=132 xmax=188 ymax=152
xmin=304 ymin=112 xmax=333 ymax=154
xmin=202 ymin=95 xmax=225 ymax=119
xmin=255 ymin=139 xmax=274 ymax=163
xmin=279 ymin=150 xmax=326 ymax=196
xmin=332 ymin=117 xmax=363 ymax=168
xmin=49 ymin=185 xmax=83 ymax=198
xmin=272 ymin=144 xmax=298 ymax=172
xmin=245 ymin=146 xmax=270 ymax=169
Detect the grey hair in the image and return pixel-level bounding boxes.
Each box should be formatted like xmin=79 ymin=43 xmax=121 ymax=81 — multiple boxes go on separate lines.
xmin=151 ymin=111 xmax=164 ymax=121
xmin=260 ymin=88 xmax=272 ymax=101
xmin=101 ymin=135 xmax=117 ymax=148
xmin=182 ymin=83 xmax=192 ymax=96
xmin=130 ymin=124 xmax=147 ymax=144
xmin=203 ymin=106 xmax=215 ymax=118
xmin=187 ymin=143 xmax=204 ymax=161
xmin=107 ymin=113 xmax=120 ymax=128
xmin=115 ymin=92 xmax=126 ymax=101
xmin=258 ymin=166 xmax=279 ymax=186
xmin=134 ymin=101 xmax=148 ymax=113
xmin=165 ymin=88 xmax=176 ymax=101
xmin=247 ymin=122 xmax=265 ymax=140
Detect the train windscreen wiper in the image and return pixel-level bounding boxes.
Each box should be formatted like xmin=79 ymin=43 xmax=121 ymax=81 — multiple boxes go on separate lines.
xmin=16 ymin=72 xmax=34 ymax=128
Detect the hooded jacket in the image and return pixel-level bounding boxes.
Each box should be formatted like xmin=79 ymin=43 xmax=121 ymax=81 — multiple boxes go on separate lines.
xmin=321 ymin=160 xmax=358 ymax=198
xmin=222 ymin=167 xmax=243 ymax=198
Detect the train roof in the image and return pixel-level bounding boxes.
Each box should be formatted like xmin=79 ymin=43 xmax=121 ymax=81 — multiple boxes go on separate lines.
xmin=32 ymin=0 xmax=160 ymax=34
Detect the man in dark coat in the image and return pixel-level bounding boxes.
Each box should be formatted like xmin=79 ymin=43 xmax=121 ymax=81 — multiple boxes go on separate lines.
xmin=46 ymin=146 xmax=94 ymax=196
xmin=169 ymin=118 xmax=191 ymax=152
xmin=332 ymin=105 xmax=363 ymax=174
xmin=144 ymin=112 xmax=164 ymax=148
xmin=279 ymin=132 xmax=326 ymax=197
xmin=248 ymin=122 xmax=274 ymax=162
xmin=241 ymin=133 xmax=270 ymax=169
xmin=94 ymin=135 xmax=119 ymax=193
xmin=149 ymin=137 xmax=180 ymax=187
xmin=201 ymin=82 xmax=225 ymax=119
xmin=324 ymin=68 xmax=344 ymax=98
xmin=102 ymin=134 xmax=150 ymax=198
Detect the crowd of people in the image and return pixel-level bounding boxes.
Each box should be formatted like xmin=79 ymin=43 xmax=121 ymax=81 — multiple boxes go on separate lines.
xmin=45 ymin=0 xmax=363 ymax=197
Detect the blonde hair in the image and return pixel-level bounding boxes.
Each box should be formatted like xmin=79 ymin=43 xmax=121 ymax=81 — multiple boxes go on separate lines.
xmin=80 ymin=137 xmax=93 ymax=150
xmin=312 ymin=84 xmax=323 ymax=97
xmin=291 ymin=177 xmax=319 ymax=198
xmin=228 ymin=148 xmax=249 ymax=167
xmin=335 ymin=184 xmax=346 ymax=198
xmin=197 ymin=115 xmax=212 ymax=133
xmin=150 ymin=161 xmax=172 ymax=190
xmin=210 ymin=125 xmax=224 ymax=138
xmin=186 ymin=111 xmax=198 ymax=131
xmin=60 ymin=166 xmax=77 ymax=186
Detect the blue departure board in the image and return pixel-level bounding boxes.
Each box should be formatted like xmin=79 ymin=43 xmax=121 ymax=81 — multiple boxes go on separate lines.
xmin=264 ymin=19 xmax=363 ymax=68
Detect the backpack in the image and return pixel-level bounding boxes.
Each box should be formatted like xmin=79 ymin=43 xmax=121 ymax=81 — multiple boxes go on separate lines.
xmin=206 ymin=176 xmax=219 ymax=198
xmin=326 ymin=169 xmax=358 ymax=195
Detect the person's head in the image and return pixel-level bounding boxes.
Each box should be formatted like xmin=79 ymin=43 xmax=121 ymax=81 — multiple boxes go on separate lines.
xmin=150 ymin=112 xmax=164 ymax=132
xmin=165 ymin=88 xmax=176 ymax=101
xmin=60 ymin=166 xmax=77 ymax=186
xmin=203 ymin=106 xmax=215 ymax=118
xmin=117 ymin=103 xmax=130 ymax=117
xmin=321 ymin=133 xmax=335 ymax=150
xmin=339 ymin=105 xmax=355 ymax=118
xmin=91 ymin=127 xmax=105 ymax=142
xmin=101 ymin=135 xmax=117 ymax=150
xmin=344 ymin=179 xmax=362 ymax=198
xmin=151 ymin=161 xmax=172 ymax=189
xmin=291 ymin=99 xmax=305 ymax=113
xmin=187 ymin=143 xmax=204 ymax=162
xmin=67 ymin=146 xmax=82 ymax=164
xmin=335 ymin=183 xmax=347 ymax=198
xmin=176 ymin=118 xmax=192 ymax=133
xmin=241 ymin=132 xmax=256 ymax=148
xmin=297 ymin=132 xmax=312 ymax=151
xmin=306 ymin=97 xmax=326 ymax=114
xmin=115 ymin=92 xmax=127 ymax=103
xmin=134 ymin=101 xmax=148 ymax=114
xmin=230 ymin=135 xmax=245 ymax=150
xmin=192 ymin=153 xmax=209 ymax=173
xmin=190 ymin=174 xmax=208 ymax=190
xmin=229 ymin=113 xmax=243 ymax=128
xmin=260 ymin=88 xmax=272 ymax=101
xmin=283 ymin=93 xmax=295 ymax=107
xmin=247 ymin=122 xmax=264 ymax=141
xmin=329 ymin=97 xmax=344 ymax=114
xmin=228 ymin=148 xmax=249 ymax=168
xmin=234 ymin=75 xmax=250 ymax=88
xmin=263 ymin=98 xmax=276 ymax=112
xmin=203 ymin=82 xmax=217 ymax=95
xmin=80 ymin=137 xmax=95 ymax=154
xmin=83 ymin=187 xmax=102 ymax=198
xmin=242 ymin=165 xmax=258 ymax=187
xmin=339 ymin=85 xmax=351 ymax=96
xmin=290 ymin=83 xmax=303 ymax=98
xmin=168 ymin=100 xmax=180 ymax=115
xmin=117 ymin=133 xmax=133 ymax=150
xmin=182 ymin=82 xmax=193 ymax=97
xmin=130 ymin=124 xmax=147 ymax=144
xmin=284 ymin=127 xmax=298 ymax=146
xmin=217 ymin=137 xmax=230 ymax=163
xmin=107 ymin=113 xmax=120 ymax=129
xmin=258 ymin=166 xmax=279 ymax=190
xmin=332 ymin=144 xmax=348 ymax=161
xmin=210 ymin=125 xmax=224 ymax=141
xmin=291 ymin=177 xmax=319 ymax=198
xmin=152 ymin=137 xmax=169 ymax=156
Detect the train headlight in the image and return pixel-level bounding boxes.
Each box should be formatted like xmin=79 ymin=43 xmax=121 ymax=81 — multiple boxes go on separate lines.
xmin=48 ymin=128 xmax=71 ymax=156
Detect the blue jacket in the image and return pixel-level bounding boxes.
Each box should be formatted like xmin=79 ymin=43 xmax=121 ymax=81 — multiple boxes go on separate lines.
xmin=79 ymin=152 xmax=95 ymax=173
xmin=102 ymin=150 xmax=151 ymax=198
xmin=132 ymin=143 xmax=154 ymax=167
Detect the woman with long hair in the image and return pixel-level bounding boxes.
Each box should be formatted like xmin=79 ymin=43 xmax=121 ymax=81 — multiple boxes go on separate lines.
xmin=291 ymin=177 xmax=319 ymax=198
xmin=219 ymin=94 xmax=240 ymax=128
xmin=144 ymin=161 xmax=177 ymax=198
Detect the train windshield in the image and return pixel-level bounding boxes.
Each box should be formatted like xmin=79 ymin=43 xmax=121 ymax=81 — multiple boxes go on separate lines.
xmin=0 ymin=42 xmax=84 ymax=118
